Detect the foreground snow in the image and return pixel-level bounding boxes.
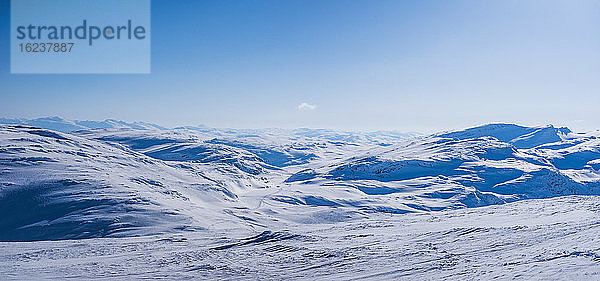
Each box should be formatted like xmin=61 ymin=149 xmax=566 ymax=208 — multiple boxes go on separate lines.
xmin=1 ymin=196 xmax=599 ymax=280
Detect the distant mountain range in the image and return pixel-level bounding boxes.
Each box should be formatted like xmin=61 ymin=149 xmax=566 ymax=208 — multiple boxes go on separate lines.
xmin=0 ymin=116 xmax=168 ymax=132
xmin=0 ymin=116 xmax=421 ymax=144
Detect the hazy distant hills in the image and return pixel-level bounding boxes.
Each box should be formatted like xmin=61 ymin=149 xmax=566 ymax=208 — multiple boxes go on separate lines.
xmin=0 ymin=116 xmax=168 ymax=133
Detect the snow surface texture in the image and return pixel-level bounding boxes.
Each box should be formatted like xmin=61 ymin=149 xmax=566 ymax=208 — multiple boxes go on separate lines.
xmin=1 ymin=119 xmax=600 ymax=280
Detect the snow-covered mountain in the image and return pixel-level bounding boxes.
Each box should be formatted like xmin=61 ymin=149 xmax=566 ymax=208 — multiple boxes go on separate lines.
xmin=286 ymin=123 xmax=600 ymax=211
xmin=2 ymin=120 xmax=600 ymax=279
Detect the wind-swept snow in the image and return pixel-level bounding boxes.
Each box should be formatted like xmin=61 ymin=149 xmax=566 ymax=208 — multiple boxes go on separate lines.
xmin=1 ymin=196 xmax=600 ymax=280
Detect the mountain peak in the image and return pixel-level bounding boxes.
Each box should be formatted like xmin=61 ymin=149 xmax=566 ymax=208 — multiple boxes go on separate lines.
xmin=436 ymin=123 xmax=572 ymax=149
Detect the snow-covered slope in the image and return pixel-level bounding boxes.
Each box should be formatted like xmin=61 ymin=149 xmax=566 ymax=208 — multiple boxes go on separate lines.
xmin=0 ymin=125 xmax=250 ymax=241
xmin=3 ymin=121 xmax=600 ymax=279
xmin=3 ymin=195 xmax=599 ymax=280
xmin=2 ymin=121 xmax=600 ymax=242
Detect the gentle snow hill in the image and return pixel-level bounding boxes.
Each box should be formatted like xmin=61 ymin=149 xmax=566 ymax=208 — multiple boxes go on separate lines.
xmin=74 ymin=129 xmax=271 ymax=175
xmin=0 ymin=125 xmax=250 ymax=242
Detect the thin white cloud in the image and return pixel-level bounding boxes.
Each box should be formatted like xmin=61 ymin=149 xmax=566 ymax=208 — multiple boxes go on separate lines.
xmin=297 ymin=102 xmax=317 ymax=111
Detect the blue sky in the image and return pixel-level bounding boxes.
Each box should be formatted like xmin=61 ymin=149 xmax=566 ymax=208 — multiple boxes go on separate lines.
xmin=1 ymin=0 xmax=599 ymax=132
